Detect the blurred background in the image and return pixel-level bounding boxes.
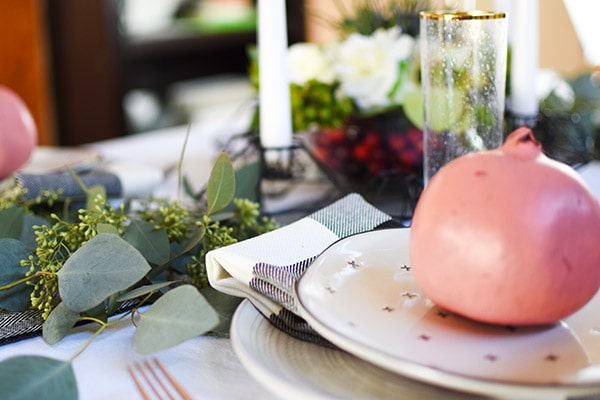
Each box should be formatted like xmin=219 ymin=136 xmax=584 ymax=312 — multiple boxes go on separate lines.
xmin=0 ymin=0 xmax=594 ymax=147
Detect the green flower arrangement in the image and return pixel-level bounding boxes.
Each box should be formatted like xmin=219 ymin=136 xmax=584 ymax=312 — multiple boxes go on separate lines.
xmin=248 ymin=1 xmax=431 ymax=187
xmin=249 ymin=0 xmax=430 ymax=133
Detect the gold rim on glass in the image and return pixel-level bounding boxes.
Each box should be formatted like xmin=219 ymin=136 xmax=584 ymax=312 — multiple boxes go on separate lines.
xmin=420 ymin=10 xmax=506 ymax=20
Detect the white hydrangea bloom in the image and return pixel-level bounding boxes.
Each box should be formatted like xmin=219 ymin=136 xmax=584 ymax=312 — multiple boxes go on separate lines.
xmin=287 ymin=42 xmax=336 ymax=85
xmin=333 ymin=27 xmax=415 ymax=110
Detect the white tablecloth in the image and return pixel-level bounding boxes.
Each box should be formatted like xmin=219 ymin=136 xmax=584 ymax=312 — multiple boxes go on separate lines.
xmin=0 ymin=309 xmax=278 ymax=400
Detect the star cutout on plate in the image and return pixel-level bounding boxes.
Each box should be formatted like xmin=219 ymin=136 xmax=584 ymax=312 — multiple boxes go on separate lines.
xmin=401 ymin=292 xmax=419 ymax=300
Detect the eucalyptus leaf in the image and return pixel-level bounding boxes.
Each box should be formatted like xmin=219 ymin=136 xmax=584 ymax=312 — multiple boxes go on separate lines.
xmin=0 ymin=207 xmax=24 ymax=239
xmin=97 ymin=223 xmax=119 ymax=235
xmin=84 ymin=301 xmax=108 ymax=323
xmin=43 ymin=302 xmax=80 ymax=345
xmin=133 ymin=285 xmax=219 ymax=354
xmin=199 ymin=286 xmax=243 ymax=336
xmin=0 ymin=239 xmax=34 ymax=312
xmin=206 ymin=152 xmax=235 ymax=216
xmin=116 ymin=281 xmax=176 ymax=302
xmin=106 ymin=293 xmax=120 ymax=316
xmin=86 ymin=185 xmax=106 ymax=210
xmin=232 ymin=161 xmax=260 ymax=204
xmin=57 ymin=233 xmax=151 ymax=312
xmin=0 ymin=356 xmax=77 ymax=400
xmin=147 ymin=226 xmax=205 ymax=280
xmin=21 ymin=214 xmax=50 ymax=251
xmin=177 ymin=225 xmax=206 ymax=256
xmin=124 ymin=220 xmax=170 ymax=265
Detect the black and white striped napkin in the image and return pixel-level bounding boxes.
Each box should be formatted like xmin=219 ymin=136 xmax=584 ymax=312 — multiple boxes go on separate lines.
xmin=206 ymin=193 xmax=397 ymax=344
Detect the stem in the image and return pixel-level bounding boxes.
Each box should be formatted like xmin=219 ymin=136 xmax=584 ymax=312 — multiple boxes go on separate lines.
xmin=69 ymin=303 xmax=142 ymax=362
xmin=0 ymin=271 xmax=52 ymax=291
xmin=177 ymin=123 xmax=192 ymax=200
xmin=69 ymin=321 xmax=109 ymax=362
xmin=77 ymin=316 xmax=108 ymax=325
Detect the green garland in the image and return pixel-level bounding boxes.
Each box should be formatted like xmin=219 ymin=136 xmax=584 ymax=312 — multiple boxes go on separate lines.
xmin=0 ymin=152 xmax=278 ymax=399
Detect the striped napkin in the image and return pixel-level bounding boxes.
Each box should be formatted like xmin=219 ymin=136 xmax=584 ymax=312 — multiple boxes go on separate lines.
xmin=206 ymin=193 xmax=397 ymax=343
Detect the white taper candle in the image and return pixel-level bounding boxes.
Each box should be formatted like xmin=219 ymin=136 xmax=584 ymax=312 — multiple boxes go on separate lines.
xmin=509 ymin=0 xmax=539 ymax=117
xmin=257 ymin=0 xmax=293 ymax=149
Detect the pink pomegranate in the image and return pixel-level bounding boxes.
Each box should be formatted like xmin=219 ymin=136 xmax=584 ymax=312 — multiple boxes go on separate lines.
xmin=410 ymin=127 xmax=600 ymax=325
xmin=0 ymin=86 xmax=37 ymax=178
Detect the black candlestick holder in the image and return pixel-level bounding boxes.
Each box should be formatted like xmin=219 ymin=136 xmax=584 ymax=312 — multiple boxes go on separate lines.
xmin=256 ymin=136 xmax=344 ymax=214
xmin=221 ymin=132 xmax=423 ymax=220
xmin=506 ymin=111 xmax=539 ymax=131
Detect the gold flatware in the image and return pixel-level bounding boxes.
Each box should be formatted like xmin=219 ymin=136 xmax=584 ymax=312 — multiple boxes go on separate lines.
xmin=128 ymin=358 xmax=192 ymax=400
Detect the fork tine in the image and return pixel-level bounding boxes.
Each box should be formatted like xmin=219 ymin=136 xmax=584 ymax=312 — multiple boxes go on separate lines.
xmin=128 ymin=357 xmax=192 ymax=400
xmin=152 ymin=358 xmax=193 ymax=400
xmin=127 ymin=364 xmax=153 ymax=400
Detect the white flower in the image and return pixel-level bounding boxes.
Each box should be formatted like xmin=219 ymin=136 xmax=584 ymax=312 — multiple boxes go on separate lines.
xmin=333 ymin=27 xmax=415 ymax=110
xmin=287 ymin=42 xmax=336 ymax=85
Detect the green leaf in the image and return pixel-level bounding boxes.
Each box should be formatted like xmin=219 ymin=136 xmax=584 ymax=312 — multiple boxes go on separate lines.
xmin=133 ymin=285 xmax=219 ymax=354
xmin=124 ymin=220 xmax=170 ymax=265
xmin=67 ymin=168 xmax=106 ymax=210
xmin=116 ymin=281 xmax=176 ymax=302
xmin=97 ymin=223 xmax=119 ymax=235
xmin=20 ymin=214 xmax=50 ymax=251
xmin=200 ymin=286 xmax=243 ymax=335
xmin=0 ymin=356 xmax=77 ymax=400
xmin=176 ymin=225 xmax=205 ymax=256
xmin=43 ymin=302 xmax=80 ymax=345
xmin=0 ymin=239 xmax=34 ymax=312
xmin=147 ymin=225 xmax=205 ymax=280
xmin=206 ymin=152 xmax=235 ymax=216
xmin=402 ymin=88 xmax=424 ymax=130
xmin=83 ymin=302 xmax=108 ymax=323
xmin=86 ymin=186 xmax=106 ymax=211
xmin=0 ymin=207 xmax=25 ymax=239
xmin=57 ymin=233 xmax=151 ymax=312
xmin=232 ymin=162 xmax=260 ymax=204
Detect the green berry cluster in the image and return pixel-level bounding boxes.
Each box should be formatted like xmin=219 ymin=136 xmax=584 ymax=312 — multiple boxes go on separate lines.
xmin=290 ymin=80 xmax=353 ymax=132
xmin=136 ymin=199 xmax=193 ymax=242
xmin=185 ymin=199 xmax=278 ymax=289
xmin=0 ymin=180 xmax=26 ymax=210
xmin=22 ymin=194 xmax=128 ymax=318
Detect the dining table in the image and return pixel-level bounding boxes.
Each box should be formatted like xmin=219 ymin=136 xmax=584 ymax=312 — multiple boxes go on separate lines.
xmin=2 ymin=107 xmax=600 ymax=400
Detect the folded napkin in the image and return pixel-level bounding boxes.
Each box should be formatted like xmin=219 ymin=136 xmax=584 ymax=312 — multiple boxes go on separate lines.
xmin=17 ymin=170 xmax=122 ymax=200
xmin=0 ymin=310 xmax=44 ymax=345
xmin=206 ymin=193 xmax=398 ymax=344
xmin=16 ymin=161 xmax=164 ymax=200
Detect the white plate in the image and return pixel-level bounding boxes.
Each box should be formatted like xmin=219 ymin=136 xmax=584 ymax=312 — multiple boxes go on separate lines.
xmin=295 ymin=228 xmax=600 ymax=399
xmin=230 ymin=299 xmax=483 ymax=400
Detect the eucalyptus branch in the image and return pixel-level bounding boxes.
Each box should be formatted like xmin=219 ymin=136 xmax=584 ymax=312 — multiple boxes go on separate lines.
xmin=68 ymin=319 xmax=111 ymax=362
xmin=0 ymin=271 xmax=53 ymax=291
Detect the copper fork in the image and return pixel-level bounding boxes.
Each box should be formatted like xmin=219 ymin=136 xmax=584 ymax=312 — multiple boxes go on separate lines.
xmin=128 ymin=357 xmax=192 ymax=400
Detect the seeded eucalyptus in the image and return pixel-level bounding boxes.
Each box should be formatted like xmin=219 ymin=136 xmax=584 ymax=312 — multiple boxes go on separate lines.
xmin=0 ymin=152 xmax=277 ymax=399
